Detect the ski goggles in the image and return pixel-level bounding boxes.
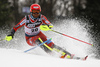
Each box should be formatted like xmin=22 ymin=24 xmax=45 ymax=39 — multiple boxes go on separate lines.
xmin=32 ymin=10 xmax=40 ymax=14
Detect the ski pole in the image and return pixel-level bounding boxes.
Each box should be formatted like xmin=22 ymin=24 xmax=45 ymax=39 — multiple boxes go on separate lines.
xmin=0 ymin=39 xmax=5 ymax=41
xmin=38 ymin=38 xmax=53 ymax=51
xmin=38 ymin=38 xmax=67 ymax=55
xmin=49 ymin=29 xmax=93 ymax=46
xmin=24 ymin=38 xmax=52 ymax=53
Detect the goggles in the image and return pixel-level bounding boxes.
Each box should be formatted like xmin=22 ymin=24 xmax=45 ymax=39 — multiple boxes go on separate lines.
xmin=32 ymin=10 xmax=40 ymax=14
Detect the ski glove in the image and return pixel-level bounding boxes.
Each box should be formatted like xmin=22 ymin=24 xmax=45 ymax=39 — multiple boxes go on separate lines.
xmin=5 ymin=29 xmax=15 ymax=41
xmin=5 ymin=33 xmax=14 ymax=41
xmin=40 ymin=24 xmax=53 ymax=31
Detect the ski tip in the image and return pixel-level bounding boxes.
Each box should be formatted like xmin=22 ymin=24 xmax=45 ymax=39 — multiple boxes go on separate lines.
xmin=83 ymin=55 xmax=88 ymax=61
xmin=85 ymin=55 xmax=88 ymax=59
xmin=24 ymin=51 xmax=27 ymax=53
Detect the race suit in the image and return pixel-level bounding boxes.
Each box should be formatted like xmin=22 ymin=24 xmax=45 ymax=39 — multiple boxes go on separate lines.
xmin=11 ymin=14 xmax=54 ymax=48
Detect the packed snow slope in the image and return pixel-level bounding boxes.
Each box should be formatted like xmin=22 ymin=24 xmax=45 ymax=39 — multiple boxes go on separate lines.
xmin=0 ymin=48 xmax=100 ymax=67
xmin=0 ymin=18 xmax=100 ymax=67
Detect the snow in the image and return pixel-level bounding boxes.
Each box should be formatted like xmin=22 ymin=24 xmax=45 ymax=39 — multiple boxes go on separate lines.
xmin=0 ymin=48 xmax=100 ymax=67
xmin=0 ymin=18 xmax=99 ymax=67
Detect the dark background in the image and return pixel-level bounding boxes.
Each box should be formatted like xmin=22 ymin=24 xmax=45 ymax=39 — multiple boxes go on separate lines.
xmin=0 ymin=0 xmax=100 ymax=29
xmin=0 ymin=0 xmax=100 ymax=58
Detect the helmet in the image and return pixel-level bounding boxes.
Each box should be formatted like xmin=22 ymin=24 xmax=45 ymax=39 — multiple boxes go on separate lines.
xmin=30 ymin=4 xmax=41 ymax=12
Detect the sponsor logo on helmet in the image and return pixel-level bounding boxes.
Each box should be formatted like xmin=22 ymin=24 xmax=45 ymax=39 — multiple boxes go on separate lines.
xmin=33 ymin=6 xmax=39 ymax=8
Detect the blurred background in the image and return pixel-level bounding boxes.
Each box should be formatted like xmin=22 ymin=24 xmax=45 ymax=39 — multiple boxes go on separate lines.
xmin=0 ymin=0 xmax=100 ymax=29
xmin=0 ymin=0 xmax=100 ymax=59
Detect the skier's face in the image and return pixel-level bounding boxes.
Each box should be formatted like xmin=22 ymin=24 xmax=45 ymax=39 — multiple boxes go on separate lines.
xmin=32 ymin=10 xmax=40 ymax=18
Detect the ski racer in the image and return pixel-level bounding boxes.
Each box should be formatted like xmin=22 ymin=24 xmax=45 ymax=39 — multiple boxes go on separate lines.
xmin=5 ymin=4 xmax=87 ymax=60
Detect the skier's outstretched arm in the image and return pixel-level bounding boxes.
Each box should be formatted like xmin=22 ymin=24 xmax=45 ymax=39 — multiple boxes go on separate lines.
xmin=5 ymin=17 xmax=26 ymax=41
xmin=40 ymin=15 xmax=53 ymax=31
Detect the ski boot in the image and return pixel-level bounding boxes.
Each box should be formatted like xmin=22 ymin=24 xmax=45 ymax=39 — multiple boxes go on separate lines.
xmin=60 ymin=54 xmax=88 ymax=60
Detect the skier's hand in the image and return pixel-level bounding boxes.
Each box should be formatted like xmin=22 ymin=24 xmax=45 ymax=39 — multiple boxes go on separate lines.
xmin=48 ymin=24 xmax=53 ymax=29
xmin=5 ymin=34 xmax=14 ymax=41
xmin=40 ymin=24 xmax=53 ymax=31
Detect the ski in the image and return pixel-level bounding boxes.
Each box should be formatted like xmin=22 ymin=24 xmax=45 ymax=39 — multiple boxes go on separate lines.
xmin=82 ymin=55 xmax=88 ymax=60
xmin=24 ymin=38 xmax=52 ymax=53
xmin=60 ymin=54 xmax=88 ymax=61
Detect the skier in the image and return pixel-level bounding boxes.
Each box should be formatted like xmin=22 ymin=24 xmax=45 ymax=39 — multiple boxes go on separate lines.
xmin=5 ymin=4 xmax=87 ymax=60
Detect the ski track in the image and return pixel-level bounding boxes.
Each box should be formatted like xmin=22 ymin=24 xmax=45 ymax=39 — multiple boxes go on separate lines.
xmin=0 ymin=48 xmax=100 ymax=67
